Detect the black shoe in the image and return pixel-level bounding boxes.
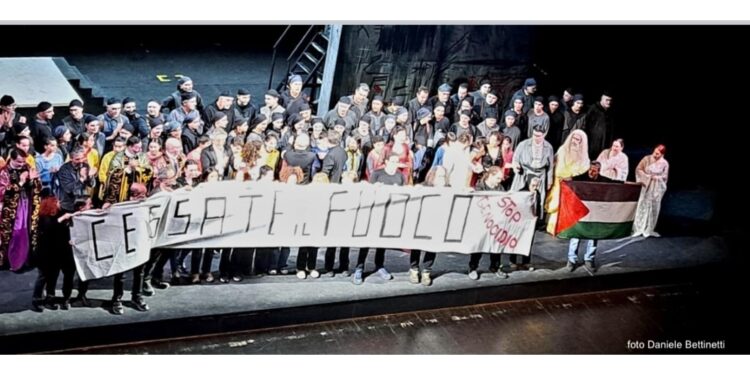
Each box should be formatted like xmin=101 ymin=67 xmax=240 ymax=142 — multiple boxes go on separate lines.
xmin=219 ymin=276 xmax=230 ymax=283
xmin=60 ymin=299 xmax=71 ymax=310
xmin=131 ymin=297 xmax=150 ymax=312
xmin=44 ymin=297 xmax=59 ymax=310
xmin=77 ymin=295 xmax=92 ymax=307
xmin=111 ymin=301 xmax=125 ymax=315
xmin=152 ymin=279 xmax=170 ymax=289
xmin=585 ymin=260 xmax=597 ymax=274
xmin=232 ymin=275 xmax=243 ymax=282
xmin=143 ymin=280 xmax=155 ymax=297
xmin=31 ymin=300 xmax=44 ymax=313
xmin=566 ymin=261 xmax=576 ymax=272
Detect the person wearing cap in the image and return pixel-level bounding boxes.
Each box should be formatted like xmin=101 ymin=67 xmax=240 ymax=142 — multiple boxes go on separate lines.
xmin=83 ymin=115 xmax=106 ymax=157
xmin=451 ymin=83 xmax=473 ymax=110
xmin=297 ymin=103 xmax=314 ymax=126
xmin=320 ymin=130 xmax=347 ymax=183
xmin=206 ymin=112 xmax=229 ymax=138
xmin=561 ymin=87 xmax=575 ymax=113
xmin=62 ymin=99 xmax=90 ymax=138
xmin=562 ymin=94 xmax=586 ymax=142
xmin=385 ymin=96 xmax=406 ymax=116
xmin=375 ymin=114 xmax=397 ymax=144
xmin=161 ymin=76 xmax=204 ymax=113
xmin=247 ymin=115 xmax=269 ymax=143
xmin=584 ymin=92 xmax=614 ymax=159
xmin=364 ymin=95 xmax=386 ymax=133
xmin=510 ymin=97 xmax=529 ymax=141
xmin=232 ymin=88 xmax=257 ymax=124
xmin=450 ymin=109 xmax=479 ymax=141
xmin=546 ymin=96 xmax=565 ymax=150
xmin=474 ymin=89 xmax=501 ymax=123
xmin=346 ymin=83 xmax=370 ymax=120
xmin=470 ymin=79 xmax=492 ymax=104
xmin=510 ymin=124 xmax=554 ymax=219
xmin=351 ymin=115 xmax=374 ymax=160
xmin=322 ymin=96 xmax=358 ymax=131
xmin=502 ymin=110 xmax=522 ymax=149
xmin=31 ymin=101 xmax=56 ymax=154
xmin=122 ymin=97 xmax=150 ymax=139
xmin=430 ymin=83 xmax=455 ymax=121
xmin=168 ymin=92 xmax=203 ymax=135
xmin=280 ymin=75 xmax=310 ymax=118
xmin=260 ymin=89 xmax=286 ymax=121
xmin=413 ymin=107 xmax=434 ymax=149
xmin=145 ymin=99 xmax=168 ymax=129
xmin=431 ymin=103 xmax=451 ymax=135
xmin=97 ymin=97 xmax=132 ymax=152
xmin=227 ymin=117 xmax=249 ymax=148
xmin=203 ymin=92 xmax=237 ymax=132
xmin=181 ymin=115 xmax=203 ymax=154
xmin=527 ymin=96 xmax=550 ymax=139
xmin=476 ymin=108 xmax=502 ymax=138
xmin=508 ymin=77 xmax=537 ymax=113
xmin=454 ymin=97 xmax=476 ymax=124
xmin=407 ymin=86 xmax=431 ymax=131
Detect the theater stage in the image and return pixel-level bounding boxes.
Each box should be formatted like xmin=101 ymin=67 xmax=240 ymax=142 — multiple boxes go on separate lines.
xmin=0 ymin=232 xmax=730 ymax=353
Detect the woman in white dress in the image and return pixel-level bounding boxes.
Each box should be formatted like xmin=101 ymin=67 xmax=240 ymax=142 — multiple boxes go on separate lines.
xmin=632 ymin=144 xmax=669 ymax=237
xmin=596 ymin=138 xmax=629 ymax=181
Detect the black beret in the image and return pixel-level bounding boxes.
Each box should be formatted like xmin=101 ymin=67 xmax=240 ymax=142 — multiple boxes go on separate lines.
xmin=149 ymin=116 xmax=165 ymax=127
xmin=83 ymin=114 xmax=98 ymax=124
xmin=218 ymin=91 xmax=232 ymax=98
xmin=333 ymin=119 xmax=346 ymax=127
xmin=534 ymin=96 xmax=545 ymax=104
xmin=122 ymin=97 xmax=136 ymax=106
xmin=359 ymin=115 xmax=372 ymax=125
xmin=265 ymin=89 xmax=280 ymax=98
xmin=237 ymin=88 xmax=251 ymax=96
xmin=391 ymin=96 xmax=405 ymax=106
xmin=299 ymin=103 xmax=311 ymax=112
xmin=69 ymin=99 xmax=84 ymax=108
xmin=548 ymin=95 xmax=560 ymax=104
xmin=36 ymin=101 xmax=53 ymax=113
xmin=0 ymin=95 xmax=14 ymax=106
xmin=271 ymin=112 xmax=285 ymax=122
xmin=251 ymin=114 xmax=268 ymax=126
xmin=338 ymin=96 xmax=351 ymax=105
xmin=180 ymin=92 xmax=197 ymax=102
xmin=106 ymin=97 xmax=121 ymax=106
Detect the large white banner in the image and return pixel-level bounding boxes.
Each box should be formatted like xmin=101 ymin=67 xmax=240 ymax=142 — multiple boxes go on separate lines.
xmin=71 ymin=182 xmax=537 ymax=280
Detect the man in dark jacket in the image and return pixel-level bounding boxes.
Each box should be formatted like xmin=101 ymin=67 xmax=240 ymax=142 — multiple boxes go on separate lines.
xmin=203 ymin=92 xmax=236 ymax=132
xmin=282 ymin=133 xmax=316 ymax=184
xmin=233 ymin=88 xmax=257 ymax=124
xmin=31 ymin=101 xmax=55 ymax=153
xmin=546 ymin=95 xmax=565 ymax=151
xmin=507 ymin=77 xmax=537 ymax=113
xmin=56 ymin=147 xmax=96 ymax=213
xmin=429 ymin=83 xmax=455 ymax=122
xmin=321 ymin=131 xmax=346 ymax=183
xmin=122 ymin=97 xmax=150 ymax=139
xmin=584 ymin=92 xmax=614 ymax=159
xmin=62 ymin=99 xmax=90 ymax=138
xmin=161 ymin=76 xmax=204 ymax=113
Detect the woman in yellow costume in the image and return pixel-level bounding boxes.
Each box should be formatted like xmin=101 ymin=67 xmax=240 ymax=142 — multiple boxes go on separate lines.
xmin=545 ymin=129 xmax=589 ymax=234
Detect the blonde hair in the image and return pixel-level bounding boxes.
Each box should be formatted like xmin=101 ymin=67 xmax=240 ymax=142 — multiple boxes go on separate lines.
xmin=312 ymin=173 xmax=330 ymax=184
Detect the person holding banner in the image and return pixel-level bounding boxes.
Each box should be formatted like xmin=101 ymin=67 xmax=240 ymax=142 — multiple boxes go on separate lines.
xmin=410 ymin=166 xmax=450 ymax=286
xmin=33 ymin=194 xmax=77 ymax=311
xmin=99 ymin=136 xmax=152 ymax=208
xmin=632 ymin=145 xmax=669 ymax=238
xmin=566 ymin=161 xmax=621 ymax=273
xmin=354 ymin=153 xmax=405 ymax=285
xmin=468 ymin=166 xmax=507 ymax=280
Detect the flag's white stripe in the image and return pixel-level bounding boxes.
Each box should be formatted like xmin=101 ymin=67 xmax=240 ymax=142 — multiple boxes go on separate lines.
xmin=580 ymin=201 xmax=638 ymax=223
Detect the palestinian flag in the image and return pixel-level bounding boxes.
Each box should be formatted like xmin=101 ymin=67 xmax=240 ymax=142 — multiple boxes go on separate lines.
xmin=555 ymin=180 xmax=641 ymax=239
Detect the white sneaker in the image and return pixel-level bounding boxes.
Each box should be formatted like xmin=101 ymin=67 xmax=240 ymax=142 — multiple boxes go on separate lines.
xmin=309 ymin=270 xmax=320 ymax=278
xmin=409 ymin=269 xmax=420 ymax=284
xmin=296 ymin=270 xmax=307 ymax=279
xmin=468 ymin=270 xmax=479 ymax=280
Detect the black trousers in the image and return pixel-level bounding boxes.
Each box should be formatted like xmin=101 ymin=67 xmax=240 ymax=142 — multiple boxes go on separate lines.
xmin=409 ymin=250 xmax=436 ymax=272
xmin=469 ymin=253 xmax=504 ymax=271
xmin=112 ymin=264 xmax=145 ymax=302
xmin=296 ymin=247 xmax=318 ymax=271
xmin=356 ymin=248 xmax=385 ymax=270
xmin=190 ymin=249 xmax=214 ymax=275
xmin=233 ymin=248 xmax=255 ymax=275
xmin=324 ymin=247 xmax=350 ymax=271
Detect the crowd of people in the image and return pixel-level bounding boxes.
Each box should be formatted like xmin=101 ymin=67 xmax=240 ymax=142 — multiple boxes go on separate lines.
xmin=0 ymin=74 xmax=669 ymax=314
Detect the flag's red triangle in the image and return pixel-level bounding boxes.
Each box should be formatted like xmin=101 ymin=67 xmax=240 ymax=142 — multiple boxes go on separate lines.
xmin=555 ymin=180 xmax=590 ymax=235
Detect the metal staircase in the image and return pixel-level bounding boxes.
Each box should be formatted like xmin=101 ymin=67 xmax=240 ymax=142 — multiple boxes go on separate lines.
xmin=268 ymin=25 xmax=331 ymax=107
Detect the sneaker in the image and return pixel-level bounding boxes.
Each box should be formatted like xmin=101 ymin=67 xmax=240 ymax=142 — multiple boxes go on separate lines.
xmin=585 ymin=260 xmax=597 ymax=273
xmin=324 ymin=270 xmax=335 ymax=277
xmin=280 ymin=269 xmax=289 ymax=275
xmin=232 ymin=275 xmax=243 ymax=282
xmin=191 ymin=274 xmax=201 ymax=284
xmin=60 ymin=299 xmax=71 ymax=310
xmin=31 ymin=300 xmax=44 ymax=313
xmin=309 ymin=270 xmax=320 ymax=279
xmin=352 ymin=268 xmax=363 ymax=285
xmin=152 ymin=279 xmax=170 ymax=289
xmin=203 ymin=273 xmax=215 ymax=283
xmin=268 ymin=269 xmax=278 ymax=275
xmin=143 ymin=280 xmax=155 ymax=296
xmin=296 ymin=270 xmax=307 ymax=279
xmin=421 ymin=272 xmax=432 ymax=286
xmin=376 ymin=267 xmax=392 ymax=281
xmin=495 ymin=270 xmax=509 ymax=279
xmin=131 ymin=297 xmax=150 ymax=312
xmin=44 ymin=297 xmax=59 ymax=310
xmin=468 ymin=270 xmax=479 ymax=280
xmin=111 ymin=301 xmax=125 ymax=315
xmin=219 ymin=276 xmax=230 ymax=283
xmin=409 ymin=268 xmax=420 ymax=284
xmin=566 ymin=261 xmax=577 ymax=272
xmin=338 ymin=268 xmax=351 ymax=277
